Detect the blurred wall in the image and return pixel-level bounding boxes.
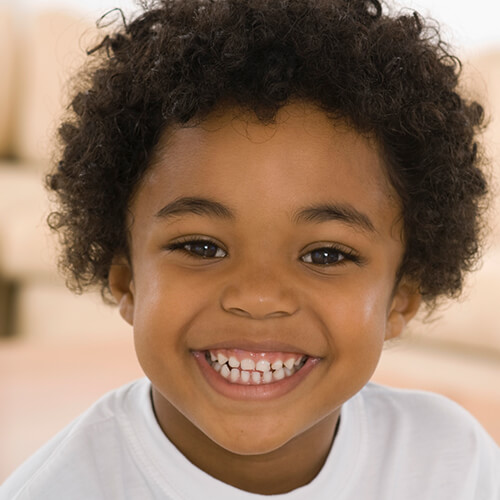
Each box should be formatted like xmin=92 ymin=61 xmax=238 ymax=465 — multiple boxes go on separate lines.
xmin=0 ymin=0 xmax=499 ymax=484
xmin=5 ymin=0 xmax=500 ymax=53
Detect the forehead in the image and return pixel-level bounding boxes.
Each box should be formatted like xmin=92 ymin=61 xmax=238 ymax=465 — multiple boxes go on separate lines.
xmin=134 ymin=102 xmax=401 ymax=237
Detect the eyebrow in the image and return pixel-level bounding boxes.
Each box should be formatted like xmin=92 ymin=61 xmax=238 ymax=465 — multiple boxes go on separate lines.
xmin=155 ymin=196 xmax=376 ymax=233
xmin=291 ymin=203 xmax=376 ymax=233
xmin=155 ymin=196 xmax=235 ymax=221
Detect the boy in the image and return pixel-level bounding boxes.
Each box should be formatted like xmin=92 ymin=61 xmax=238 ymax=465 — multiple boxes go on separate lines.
xmin=2 ymin=0 xmax=499 ymax=498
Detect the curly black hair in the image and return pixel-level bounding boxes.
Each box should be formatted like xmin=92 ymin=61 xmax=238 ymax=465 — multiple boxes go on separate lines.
xmin=47 ymin=0 xmax=488 ymax=307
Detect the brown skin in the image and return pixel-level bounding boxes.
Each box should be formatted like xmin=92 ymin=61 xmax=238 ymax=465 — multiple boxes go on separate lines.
xmin=109 ymin=101 xmax=421 ymax=494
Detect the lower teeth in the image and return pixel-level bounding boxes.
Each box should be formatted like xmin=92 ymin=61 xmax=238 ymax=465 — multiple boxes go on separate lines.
xmin=205 ymin=352 xmax=306 ymax=384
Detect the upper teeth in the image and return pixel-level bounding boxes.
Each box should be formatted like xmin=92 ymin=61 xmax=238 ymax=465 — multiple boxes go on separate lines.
xmin=271 ymin=360 xmax=283 ymax=370
xmin=255 ymin=360 xmax=271 ymax=372
xmin=240 ymin=358 xmax=255 ymax=370
xmin=228 ymin=356 xmax=240 ymax=368
xmin=214 ymin=356 xmax=302 ymax=372
xmin=217 ymin=353 xmax=228 ymax=365
xmin=207 ymin=351 xmax=306 ymax=384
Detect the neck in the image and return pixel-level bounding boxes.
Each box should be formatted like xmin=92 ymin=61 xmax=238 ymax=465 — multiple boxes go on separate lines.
xmin=151 ymin=388 xmax=340 ymax=495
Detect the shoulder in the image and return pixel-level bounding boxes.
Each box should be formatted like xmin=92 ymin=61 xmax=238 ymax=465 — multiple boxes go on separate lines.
xmin=348 ymin=383 xmax=500 ymax=497
xmin=357 ymin=382 xmax=494 ymax=447
xmin=360 ymin=382 xmax=472 ymax=419
xmin=0 ymin=378 xmax=150 ymax=500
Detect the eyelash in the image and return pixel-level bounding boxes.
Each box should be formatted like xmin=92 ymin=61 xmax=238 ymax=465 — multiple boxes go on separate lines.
xmin=165 ymin=237 xmax=362 ymax=266
xmin=166 ymin=238 xmax=227 ymax=259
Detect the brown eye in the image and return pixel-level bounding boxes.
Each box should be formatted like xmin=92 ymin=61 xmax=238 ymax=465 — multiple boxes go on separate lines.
xmin=185 ymin=241 xmax=225 ymax=258
xmin=167 ymin=239 xmax=227 ymax=259
xmin=300 ymin=244 xmax=363 ymax=267
xmin=302 ymin=248 xmax=345 ymax=265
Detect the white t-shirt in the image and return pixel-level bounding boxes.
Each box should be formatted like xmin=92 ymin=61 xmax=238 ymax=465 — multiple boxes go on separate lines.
xmin=1 ymin=378 xmax=499 ymax=500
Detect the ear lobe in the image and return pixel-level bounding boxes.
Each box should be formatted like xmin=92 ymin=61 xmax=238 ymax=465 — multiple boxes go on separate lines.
xmin=108 ymin=257 xmax=135 ymax=326
xmin=385 ymin=282 xmax=422 ymax=341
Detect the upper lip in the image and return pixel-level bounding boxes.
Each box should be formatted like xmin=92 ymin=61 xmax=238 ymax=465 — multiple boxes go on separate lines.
xmin=193 ymin=339 xmax=318 ymax=357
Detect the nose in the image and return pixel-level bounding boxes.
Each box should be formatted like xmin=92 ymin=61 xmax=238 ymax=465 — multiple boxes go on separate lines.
xmin=219 ymin=265 xmax=299 ymax=320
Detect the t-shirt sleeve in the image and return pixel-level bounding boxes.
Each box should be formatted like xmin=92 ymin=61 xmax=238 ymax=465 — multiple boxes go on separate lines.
xmin=469 ymin=418 xmax=500 ymax=499
xmin=0 ymin=419 xmax=78 ymax=500
xmin=359 ymin=384 xmax=500 ymax=500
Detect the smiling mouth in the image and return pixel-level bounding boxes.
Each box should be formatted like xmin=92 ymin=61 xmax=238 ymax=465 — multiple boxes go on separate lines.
xmin=204 ymin=349 xmax=308 ymax=385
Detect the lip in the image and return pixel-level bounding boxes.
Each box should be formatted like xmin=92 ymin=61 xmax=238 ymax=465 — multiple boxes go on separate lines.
xmin=195 ymin=339 xmax=316 ymax=357
xmin=192 ymin=350 xmax=321 ymax=401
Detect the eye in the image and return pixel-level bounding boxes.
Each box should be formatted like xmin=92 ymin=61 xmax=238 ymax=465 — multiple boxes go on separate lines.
xmin=301 ymin=246 xmax=359 ymax=266
xmin=165 ymin=238 xmax=227 ymax=259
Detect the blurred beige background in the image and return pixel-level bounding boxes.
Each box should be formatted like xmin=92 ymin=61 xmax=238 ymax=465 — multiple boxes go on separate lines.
xmin=0 ymin=0 xmax=499 ymax=483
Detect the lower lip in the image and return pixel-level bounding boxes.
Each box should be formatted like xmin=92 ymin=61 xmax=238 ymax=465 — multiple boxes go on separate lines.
xmin=192 ymin=351 xmax=320 ymax=401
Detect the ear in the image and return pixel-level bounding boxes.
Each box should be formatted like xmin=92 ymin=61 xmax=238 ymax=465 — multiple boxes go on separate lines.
xmin=108 ymin=256 xmax=135 ymax=326
xmin=385 ymin=281 xmax=421 ymax=341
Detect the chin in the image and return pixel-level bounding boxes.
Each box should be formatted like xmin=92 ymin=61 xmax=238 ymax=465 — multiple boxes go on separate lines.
xmin=218 ymin=437 xmax=293 ymax=456
xmin=207 ymin=421 xmax=302 ymax=456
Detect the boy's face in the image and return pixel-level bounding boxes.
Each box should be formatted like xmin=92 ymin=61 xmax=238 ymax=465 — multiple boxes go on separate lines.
xmin=110 ymin=102 xmax=420 ymax=456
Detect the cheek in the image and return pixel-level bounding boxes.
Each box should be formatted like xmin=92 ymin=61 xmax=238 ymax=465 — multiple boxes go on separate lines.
xmin=131 ymin=263 xmax=217 ymax=372
xmin=133 ymin=260 xmax=206 ymax=327
xmin=131 ymin=279 xmax=183 ymax=370
xmin=315 ymin=278 xmax=390 ymax=360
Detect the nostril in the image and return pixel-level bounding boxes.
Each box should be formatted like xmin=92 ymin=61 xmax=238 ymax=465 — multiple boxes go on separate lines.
xmin=219 ymin=283 xmax=300 ymax=319
xmin=226 ymin=307 xmax=252 ymax=318
xmin=223 ymin=306 xmax=294 ymax=320
xmin=265 ymin=310 xmax=292 ymax=319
